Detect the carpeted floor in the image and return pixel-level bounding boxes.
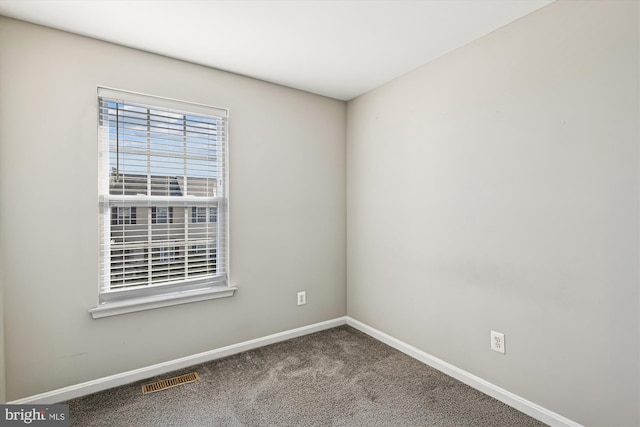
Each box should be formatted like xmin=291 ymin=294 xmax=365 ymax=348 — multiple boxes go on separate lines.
xmin=66 ymin=326 xmax=548 ymax=426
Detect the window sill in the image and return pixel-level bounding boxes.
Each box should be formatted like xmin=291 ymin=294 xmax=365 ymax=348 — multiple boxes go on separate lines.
xmin=89 ymin=285 xmax=237 ymax=319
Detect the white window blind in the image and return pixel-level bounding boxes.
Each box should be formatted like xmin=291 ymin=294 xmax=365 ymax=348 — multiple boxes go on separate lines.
xmin=96 ymin=87 xmax=229 ymax=307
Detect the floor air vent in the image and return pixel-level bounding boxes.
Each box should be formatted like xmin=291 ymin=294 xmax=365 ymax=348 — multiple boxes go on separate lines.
xmin=142 ymin=372 xmax=201 ymax=394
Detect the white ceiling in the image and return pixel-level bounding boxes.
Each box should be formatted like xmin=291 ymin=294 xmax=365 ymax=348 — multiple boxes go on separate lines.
xmin=0 ymin=0 xmax=554 ymax=100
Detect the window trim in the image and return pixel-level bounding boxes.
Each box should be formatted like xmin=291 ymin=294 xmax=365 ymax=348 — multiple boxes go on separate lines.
xmin=88 ymin=284 xmax=236 ymax=319
xmin=91 ymin=87 xmax=234 ymax=319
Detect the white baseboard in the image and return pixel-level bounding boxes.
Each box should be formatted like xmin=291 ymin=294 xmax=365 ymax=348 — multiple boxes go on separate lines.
xmin=346 ymin=317 xmax=583 ymax=427
xmin=9 ymin=315 xmax=583 ymax=427
xmin=9 ymin=316 xmax=348 ymax=405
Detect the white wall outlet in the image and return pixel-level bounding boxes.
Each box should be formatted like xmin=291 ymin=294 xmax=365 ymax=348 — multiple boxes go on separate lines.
xmin=491 ymin=331 xmax=505 ymax=354
xmin=297 ymin=291 xmax=306 ymax=306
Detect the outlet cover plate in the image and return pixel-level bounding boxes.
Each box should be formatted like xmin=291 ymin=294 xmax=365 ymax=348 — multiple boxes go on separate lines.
xmin=297 ymin=291 xmax=306 ymax=306
xmin=491 ymin=331 xmax=505 ymax=354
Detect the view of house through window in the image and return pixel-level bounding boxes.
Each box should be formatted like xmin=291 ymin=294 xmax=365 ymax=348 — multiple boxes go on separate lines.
xmin=97 ymin=88 xmax=228 ymax=305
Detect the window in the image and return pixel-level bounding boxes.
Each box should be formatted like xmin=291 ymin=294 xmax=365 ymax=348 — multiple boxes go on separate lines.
xmin=191 ymin=206 xmax=217 ymax=223
xmin=111 ymin=206 xmax=136 ymax=225
xmin=152 ymin=206 xmax=173 ymax=224
xmin=192 ymin=206 xmax=207 ymax=223
xmin=152 ymin=244 xmax=177 ymax=263
xmin=91 ymin=88 xmax=234 ymax=318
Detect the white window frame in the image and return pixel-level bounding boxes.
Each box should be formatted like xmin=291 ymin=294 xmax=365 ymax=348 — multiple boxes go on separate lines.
xmin=90 ymin=87 xmax=235 ymax=319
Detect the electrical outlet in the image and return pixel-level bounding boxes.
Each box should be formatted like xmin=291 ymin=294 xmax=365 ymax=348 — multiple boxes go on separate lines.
xmin=491 ymin=331 xmax=505 ymax=354
xmin=297 ymin=291 xmax=306 ymax=306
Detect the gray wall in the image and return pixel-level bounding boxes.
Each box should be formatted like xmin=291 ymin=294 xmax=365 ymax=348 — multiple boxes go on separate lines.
xmin=0 ymin=17 xmax=346 ymax=400
xmin=0 ymin=236 xmax=5 ymax=403
xmin=346 ymin=1 xmax=638 ymax=426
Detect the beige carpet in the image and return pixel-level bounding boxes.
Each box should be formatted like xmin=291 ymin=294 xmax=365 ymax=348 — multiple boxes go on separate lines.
xmin=66 ymin=326 xmax=547 ymax=426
